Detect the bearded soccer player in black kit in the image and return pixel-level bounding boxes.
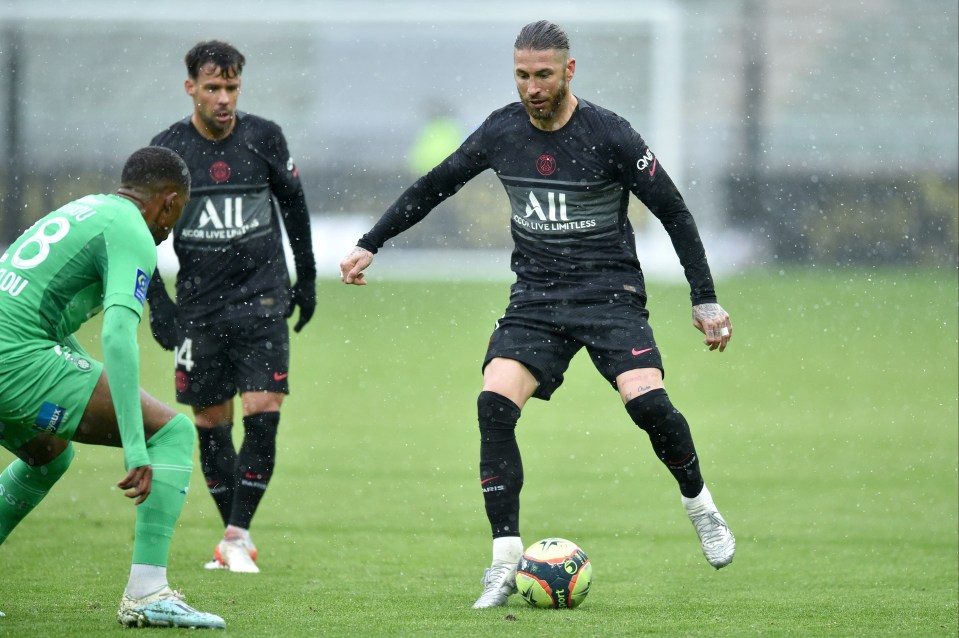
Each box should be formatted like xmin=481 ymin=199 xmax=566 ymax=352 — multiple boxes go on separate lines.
xmin=340 ymin=21 xmax=736 ymax=608
xmin=148 ymin=41 xmax=316 ymax=574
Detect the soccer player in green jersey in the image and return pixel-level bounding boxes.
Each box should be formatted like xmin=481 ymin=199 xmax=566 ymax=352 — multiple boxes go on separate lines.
xmin=0 ymin=146 xmax=225 ymax=629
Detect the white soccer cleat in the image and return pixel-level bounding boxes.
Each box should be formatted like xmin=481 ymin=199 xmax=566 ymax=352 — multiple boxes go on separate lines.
xmin=683 ymin=487 xmax=736 ymax=569
xmin=205 ymin=536 xmax=259 ymax=572
xmin=214 ymin=538 xmax=260 ymax=573
xmin=472 ymin=561 xmax=518 ymax=609
xmin=117 ymin=586 xmax=225 ymax=629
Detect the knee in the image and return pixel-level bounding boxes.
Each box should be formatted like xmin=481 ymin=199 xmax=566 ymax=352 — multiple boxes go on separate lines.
xmin=242 ymin=392 xmax=284 ymax=415
xmin=193 ymin=403 xmax=232 ymax=428
xmin=7 ymin=443 xmax=75 ymax=493
xmin=242 ymin=412 xmax=279 ymax=453
xmin=624 ymin=388 xmax=674 ymax=431
xmin=148 ymin=413 xmax=196 ymax=453
xmin=167 ymin=414 xmax=196 ymax=449
xmin=477 ymin=391 xmax=521 ymax=441
xmin=42 ymin=443 xmax=75 ymax=481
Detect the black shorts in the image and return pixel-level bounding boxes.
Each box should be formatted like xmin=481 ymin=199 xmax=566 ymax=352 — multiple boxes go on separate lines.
xmin=173 ymin=316 xmax=290 ymax=408
xmin=483 ymin=287 xmax=664 ymax=401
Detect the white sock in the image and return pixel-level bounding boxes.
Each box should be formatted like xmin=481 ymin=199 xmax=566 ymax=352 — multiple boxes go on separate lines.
xmin=125 ymin=564 xmax=167 ymax=599
xmin=492 ymin=536 xmax=524 ymax=564
xmin=225 ymin=525 xmax=251 ymax=543
xmin=682 ymin=485 xmax=715 ymax=512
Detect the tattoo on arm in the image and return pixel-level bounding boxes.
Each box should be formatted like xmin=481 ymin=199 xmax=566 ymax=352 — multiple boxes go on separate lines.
xmin=693 ymin=303 xmax=724 ymax=323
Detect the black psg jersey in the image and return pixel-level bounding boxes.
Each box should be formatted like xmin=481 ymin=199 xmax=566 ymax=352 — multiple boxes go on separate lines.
xmin=358 ymin=99 xmax=716 ymax=305
xmin=150 ymin=112 xmax=315 ymax=325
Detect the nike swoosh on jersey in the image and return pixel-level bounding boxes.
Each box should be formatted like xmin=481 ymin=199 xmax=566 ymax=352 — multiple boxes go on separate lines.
xmin=273 ymin=372 xmax=289 ymax=381
xmin=631 ymin=347 xmax=654 ymax=356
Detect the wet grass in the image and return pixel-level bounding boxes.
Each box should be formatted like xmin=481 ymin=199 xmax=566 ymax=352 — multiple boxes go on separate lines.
xmin=0 ymin=266 xmax=956 ymax=636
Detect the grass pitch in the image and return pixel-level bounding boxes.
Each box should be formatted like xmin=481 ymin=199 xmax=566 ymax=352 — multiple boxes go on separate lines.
xmin=0 ymin=267 xmax=956 ymax=637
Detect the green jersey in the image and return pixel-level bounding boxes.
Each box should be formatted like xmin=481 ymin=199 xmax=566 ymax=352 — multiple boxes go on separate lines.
xmin=0 ymin=194 xmax=155 ymax=468
xmin=0 ymin=194 xmax=153 ymax=345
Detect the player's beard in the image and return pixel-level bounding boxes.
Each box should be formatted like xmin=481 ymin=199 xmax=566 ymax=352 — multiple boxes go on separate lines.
xmin=523 ymin=79 xmax=569 ymax=123
xmin=200 ymin=109 xmax=234 ymax=137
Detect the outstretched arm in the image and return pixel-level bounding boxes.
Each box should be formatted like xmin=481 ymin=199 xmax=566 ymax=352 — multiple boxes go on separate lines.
xmin=341 ymin=123 xmax=490 ymax=283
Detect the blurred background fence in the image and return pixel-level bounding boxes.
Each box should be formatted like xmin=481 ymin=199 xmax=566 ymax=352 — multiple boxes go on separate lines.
xmin=1 ymin=0 xmax=956 ymax=274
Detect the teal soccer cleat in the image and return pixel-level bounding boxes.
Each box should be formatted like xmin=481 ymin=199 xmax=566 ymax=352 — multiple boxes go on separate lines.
xmin=117 ymin=586 xmax=225 ymax=629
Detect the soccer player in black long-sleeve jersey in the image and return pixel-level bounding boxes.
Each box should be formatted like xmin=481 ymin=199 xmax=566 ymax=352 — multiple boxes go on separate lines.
xmin=340 ymin=21 xmax=736 ymax=608
xmin=148 ymin=41 xmax=316 ymax=574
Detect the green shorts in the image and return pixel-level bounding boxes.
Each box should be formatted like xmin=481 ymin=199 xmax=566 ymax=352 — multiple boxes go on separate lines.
xmin=0 ymin=342 xmax=103 ymax=452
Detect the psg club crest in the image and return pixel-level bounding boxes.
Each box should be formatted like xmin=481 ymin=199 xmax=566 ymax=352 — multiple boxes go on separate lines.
xmin=536 ymin=154 xmax=557 ymax=176
xmin=209 ymin=161 xmax=231 ymax=183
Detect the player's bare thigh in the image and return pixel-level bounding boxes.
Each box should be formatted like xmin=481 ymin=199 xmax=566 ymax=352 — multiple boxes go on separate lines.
xmin=482 ymin=357 xmax=539 ymax=409
xmin=13 ymin=372 xmax=179 ymax=462
xmin=616 ymin=367 xmax=665 ymax=404
xmin=72 ymin=371 xmax=179 ymax=446
xmin=192 ymin=391 xmax=285 ymax=429
xmin=14 ymin=433 xmax=70 ymax=466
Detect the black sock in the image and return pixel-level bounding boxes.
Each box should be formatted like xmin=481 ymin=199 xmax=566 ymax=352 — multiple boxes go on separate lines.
xmin=477 ymin=391 xmax=523 ymax=538
xmin=229 ymin=412 xmax=279 ymax=530
xmin=196 ymin=424 xmax=237 ymax=526
xmin=625 ymin=389 xmax=705 ymax=498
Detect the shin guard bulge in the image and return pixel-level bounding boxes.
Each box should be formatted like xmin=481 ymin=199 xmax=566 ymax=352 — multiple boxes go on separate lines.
xmin=134 ymin=413 xmax=194 ymax=566
xmin=625 ymin=389 xmax=705 ymax=498
xmin=477 ymin=391 xmax=523 ymax=538
xmin=197 ymin=423 xmax=237 ymax=525
xmin=230 ymin=412 xmax=279 ymax=530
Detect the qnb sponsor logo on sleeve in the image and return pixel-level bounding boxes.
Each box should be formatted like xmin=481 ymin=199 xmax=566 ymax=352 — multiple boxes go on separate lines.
xmin=34 ymin=401 xmax=67 ymax=434
xmin=636 ymin=148 xmax=657 ymax=177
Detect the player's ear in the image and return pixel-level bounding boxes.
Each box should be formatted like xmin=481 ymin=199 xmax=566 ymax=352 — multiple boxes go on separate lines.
xmin=566 ymin=57 xmax=576 ymax=81
xmin=184 ymin=78 xmax=195 ymax=97
xmin=163 ymin=191 xmax=179 ymax=212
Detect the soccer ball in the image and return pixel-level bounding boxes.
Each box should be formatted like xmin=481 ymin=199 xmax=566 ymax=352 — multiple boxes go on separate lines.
xmin=516 ymin=538 xmax=592 ymax=609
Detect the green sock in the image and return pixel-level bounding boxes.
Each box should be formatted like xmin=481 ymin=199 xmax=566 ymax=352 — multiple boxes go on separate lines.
xmin=133 ymin=414 xmax=194 ymax=566
xmin=0 ymin=444 xmax=75 ymax=544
